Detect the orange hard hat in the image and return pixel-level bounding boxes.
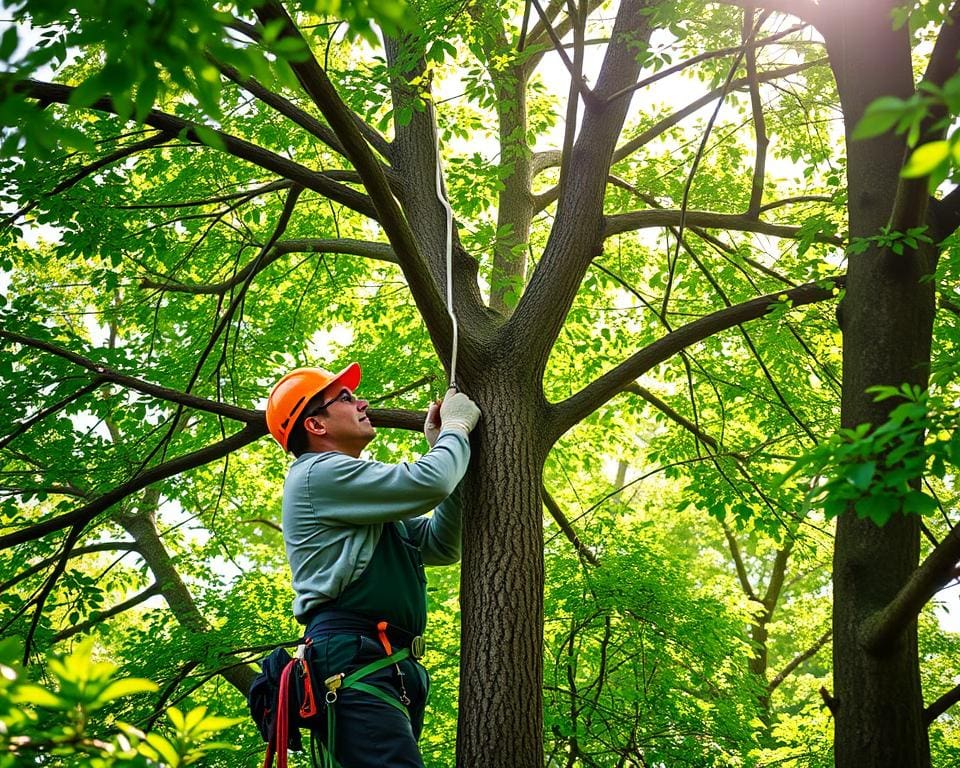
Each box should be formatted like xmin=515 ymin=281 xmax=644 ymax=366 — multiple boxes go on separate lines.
xmin=266 ymin=362 xmax=361 ymax=451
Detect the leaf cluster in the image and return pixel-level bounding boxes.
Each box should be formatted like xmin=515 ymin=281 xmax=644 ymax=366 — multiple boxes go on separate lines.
xmin=853 ymin=74 xmax=960 ymax=190
xmin=0 ymin=637 xmax=240 ymax=767
xmin=782 ymin=382 xmax=960 ymax=526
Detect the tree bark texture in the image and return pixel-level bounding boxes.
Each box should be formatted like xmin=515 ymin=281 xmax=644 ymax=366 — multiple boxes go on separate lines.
xmin=821 ymin=2 xmax=936 ymax=766
xmin=456 ymin=369 xmax=549 ymax=768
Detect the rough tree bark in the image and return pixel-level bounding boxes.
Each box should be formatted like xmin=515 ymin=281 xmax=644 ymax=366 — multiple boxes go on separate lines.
xmin=814 ymin=0 xmax=958 ymax=765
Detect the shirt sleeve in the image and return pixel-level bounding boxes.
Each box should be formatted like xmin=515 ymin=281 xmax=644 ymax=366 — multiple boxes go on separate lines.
xmin=307 ymin=430 xmax=470 ymax=527
xmin=403 ymin=481 xmax=463 ymax=565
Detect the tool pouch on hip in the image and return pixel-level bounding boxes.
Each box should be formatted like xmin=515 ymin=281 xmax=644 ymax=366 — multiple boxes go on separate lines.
xmin=248 ymin=642 xmax=325 ymax=755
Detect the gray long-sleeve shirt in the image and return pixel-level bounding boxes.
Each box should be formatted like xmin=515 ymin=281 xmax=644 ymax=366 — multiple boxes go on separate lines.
xmin=282 ymin=430 xmax=470 ymax=622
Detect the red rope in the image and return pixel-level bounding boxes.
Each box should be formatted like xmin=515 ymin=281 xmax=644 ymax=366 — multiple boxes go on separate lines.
xmin=276 ymin=660 xmax=296 ymax=768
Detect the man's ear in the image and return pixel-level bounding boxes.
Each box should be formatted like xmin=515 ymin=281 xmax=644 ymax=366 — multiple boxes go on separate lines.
xmin=303 ymin=416 xmax=326 ymax=436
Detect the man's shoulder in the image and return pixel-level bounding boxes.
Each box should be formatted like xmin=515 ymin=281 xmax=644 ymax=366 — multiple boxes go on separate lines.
xmin=291 ymin=450 xmax=365 ymax=469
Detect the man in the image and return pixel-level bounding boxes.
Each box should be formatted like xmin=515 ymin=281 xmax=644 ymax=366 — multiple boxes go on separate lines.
xmin=265 ymin=362 xmax=480 ymax=767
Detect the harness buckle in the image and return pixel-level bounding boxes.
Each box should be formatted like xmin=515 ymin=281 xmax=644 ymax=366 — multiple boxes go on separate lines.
xmin=411 ymin=635 xmax=425 ymax=660
xmin=324 ymin=673 xmax=343 ymax=692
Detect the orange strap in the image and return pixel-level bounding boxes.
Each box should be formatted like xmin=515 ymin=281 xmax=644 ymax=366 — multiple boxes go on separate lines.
xmin=376 ymin=620 xmax=393 ymax=655
xmin=298 ymin=658 xmax=318 ymax=718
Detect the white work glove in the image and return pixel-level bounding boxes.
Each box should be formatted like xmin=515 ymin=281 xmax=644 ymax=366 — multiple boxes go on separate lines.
xmin=424 ymin=400 xmax=442 ymax=447
xmin=438 ymin=387 xmax=481 ymax=437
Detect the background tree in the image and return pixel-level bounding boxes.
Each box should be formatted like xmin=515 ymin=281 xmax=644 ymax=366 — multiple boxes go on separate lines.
xmin=3 ymin=1 xmax=960 ymax=766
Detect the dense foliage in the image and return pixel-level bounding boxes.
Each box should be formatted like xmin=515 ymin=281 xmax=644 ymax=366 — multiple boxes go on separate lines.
xmin=2 ymin=0 xmax=959 ymax=766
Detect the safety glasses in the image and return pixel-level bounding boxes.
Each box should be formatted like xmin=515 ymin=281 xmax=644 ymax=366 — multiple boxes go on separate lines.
xmin=304 ymin=389 xmax=357 ymax=418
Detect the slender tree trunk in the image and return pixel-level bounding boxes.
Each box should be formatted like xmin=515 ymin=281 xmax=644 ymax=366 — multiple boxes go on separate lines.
xmin=824 ymin=2 xmax=936 ymax=765
xmin=119 ymin=499 xmax=256 ymax=694
xmin=457 ymin=367 xmax=548 ymax=767
xmin=490 ymin=62 xmax=533 ymax=315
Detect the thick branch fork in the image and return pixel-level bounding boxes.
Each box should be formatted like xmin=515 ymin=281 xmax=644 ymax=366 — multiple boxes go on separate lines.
xmin=861 ymin=524 xmax=960 ymax=654
xmin=546 ymin=277 xmax=843 ymax=439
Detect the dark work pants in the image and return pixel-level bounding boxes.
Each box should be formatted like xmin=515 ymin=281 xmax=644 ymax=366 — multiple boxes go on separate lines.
xmin=310 ymin=634 xmax=428 ymax=768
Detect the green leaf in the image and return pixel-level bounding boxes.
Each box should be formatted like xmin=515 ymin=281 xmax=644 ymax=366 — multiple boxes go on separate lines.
xmin=144 ymin=731 xmax=181 ymax=766
xmin=854 ymin=494 xmax=899 ymax=526
xmin=134 ymin=73 xmax=159 ymax=123
xmin=852 ymin=96 xmax=911 ymax=140
xmin=0 ymin=26 xmax=18 ymax=60
xmin=94 ymin=677 xmax=159 ymax=706
xmin=846 ymin=461 xmax=876 ymax=490
xmin=901 ymin=490 xmax=937 ymax=516
xmin=823 ymin=495 xmax=847 ymax=519
xmin=193 ymin=125 xmax=225 ymax=151
xmin=901 ymin=140 xmax=950 ymax=178
xmin=11 ymin=684 xmax=67 ymax=709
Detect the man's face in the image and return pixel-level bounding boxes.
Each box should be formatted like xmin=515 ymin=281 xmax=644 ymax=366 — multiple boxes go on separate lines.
xmin=305 ymin=387 xmax=374 ymax=454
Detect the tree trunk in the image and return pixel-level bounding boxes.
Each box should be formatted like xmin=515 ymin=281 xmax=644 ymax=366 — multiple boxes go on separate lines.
xmin=823 ymin=2 xmax=936 ymax=765
xmin=120 ymin=501 xmax=256 ymax=694
xmin=457 ymin=368 xmax=548 ymax=767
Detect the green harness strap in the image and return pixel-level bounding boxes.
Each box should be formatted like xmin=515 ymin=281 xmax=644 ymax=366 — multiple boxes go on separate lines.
xmin=320 ymin=647 xmax=411 ymax=768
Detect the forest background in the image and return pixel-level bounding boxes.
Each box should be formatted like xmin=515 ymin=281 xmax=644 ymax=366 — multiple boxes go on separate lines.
xmin=1 ymin=0 xmax=960 ymax=766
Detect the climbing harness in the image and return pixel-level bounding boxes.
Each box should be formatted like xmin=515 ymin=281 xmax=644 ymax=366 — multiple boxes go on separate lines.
xmin=318 ymin=646 xmax=413 ymax=768
xmin=256 ymin=621 xmax=425 ymax=768
xmin=433 ymin=113 xmax=458 ymax=389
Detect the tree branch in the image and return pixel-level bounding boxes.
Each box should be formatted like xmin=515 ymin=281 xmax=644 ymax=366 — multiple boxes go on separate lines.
xmin=143 ymin=187 xmax=304 ymax=470
xmin=719 ymin=0 xmax=822 ymax=27
xmin=52 ymin=582 xmax=162 ymax=643
xmin=546 ymin=278 xmax=842 ymax=440
xmin=603 ymin=208 xmax=843 ymax=245
xmin=367 ymin=375 xmax=435 ymax=405
xmin=542 ymin=487 xmax=600 ymax=566
xmin=0 ymin=542 xmax=139 ymax=596
xmin=762 ymin=540 xmax=795 ymax=616
xmin=611 ymin=178 xmax=802 ymax=287
xmin=238 ymin=517 xmax=282 ymax=533
xmin=2 ymin=130 xmax=174 ymax=229
xmin=618 ymin=59 xmax=821 ymax=159
xmin=862 ymin=525 xmax=960 ymax=653
xmin=15 ymin=79 xmax=379 ymax=220
xmin=622 ymin=381 xmax=722 ymax=453
xmin=721 ymin=520 xmax=759 ymax=602
xmin=524 ymin=0 xmax=565 ymax=49
xmin=0 ymin=424 xmax=264 ymax=550
xmin=929 ymin=185 xmax=960 ymax=242
xmin=888 ymin=1 xmax=960 ymax=238
xmin=367 ymin=407 xmax=426 ymax=432
xmin=528 ymin=0 xmax=598 ymax=108
xmin=214 ymin=57 xmax=388 ymax=162
xmin=529 ymin=61 xmax=824 ymax=208
xmin=921 ymin=1 xmax=960 ymax=88
xmin=213 ymin=58 xmax=348 ymax=155
xmin=509 ymin=0 xmax=651 ymax=371
xmin=768 ymin=629 xmax=832 ymax=693
xmin=941 ymin=294 xmax=960 ymax=317
xmin=119 ymin=500 xmax=256 ymax=693
xmin=144 ymin=660 xmax=201 ymax=731
xmin=0 ymin=330 xmax=260 ymax=422
xmin=140 ymin=238 xmax=397 ymax=295
xmin=0 ymin=380 xmax=102 ymax=451
xmin=744 ymin=5 xmax=770 ymax=216
xmin=253 ymin=1 xmax=451 ymax=344
xmin=603 ymin=22 xmax=808 ymax=106
xmin=23 ymin=525 xmax=82 ymax=663
xmin=925 ymin=679 xmax=960 ymax=725
xmin=117 ymin=180 xmax=293 ymax=210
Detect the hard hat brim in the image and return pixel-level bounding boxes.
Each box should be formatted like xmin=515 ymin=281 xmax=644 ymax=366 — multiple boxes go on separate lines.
xmin=323 ymin=362 xmax=362 ymax=397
